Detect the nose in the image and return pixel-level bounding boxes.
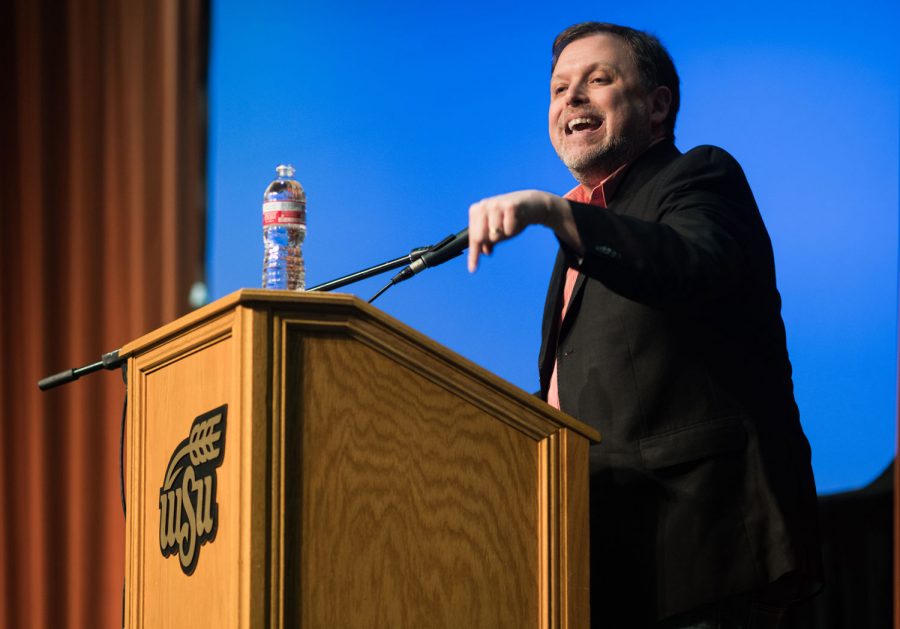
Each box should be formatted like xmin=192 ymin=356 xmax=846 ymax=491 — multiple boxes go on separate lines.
xmin=567 ymin=80 xmax=588 ymax=106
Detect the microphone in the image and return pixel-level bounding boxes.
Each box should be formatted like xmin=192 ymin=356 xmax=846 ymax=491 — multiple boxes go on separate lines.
xmin=391 ymin=227 xmax=469 ymax=284
xmin=38 ymin=349 xmax=126 ymax=390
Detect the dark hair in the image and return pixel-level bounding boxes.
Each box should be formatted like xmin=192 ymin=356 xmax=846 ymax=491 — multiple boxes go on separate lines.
xmin=551 ymin=22 xmax=680 ymax=140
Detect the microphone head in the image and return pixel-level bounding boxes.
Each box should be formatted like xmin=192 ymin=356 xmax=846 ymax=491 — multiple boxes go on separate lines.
xmin=389 ymin=226 xmax=470 ymax=286
xmin=420 ymin=228 xmax=469 ymax=268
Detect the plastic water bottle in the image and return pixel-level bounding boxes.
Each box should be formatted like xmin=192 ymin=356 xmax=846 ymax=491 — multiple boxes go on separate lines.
xmin=262 ymin=164 xmax=306 ymax=290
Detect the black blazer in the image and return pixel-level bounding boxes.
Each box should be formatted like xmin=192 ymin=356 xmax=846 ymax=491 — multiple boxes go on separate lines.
xmin=538 ymin=141 xmax=822 ymax=623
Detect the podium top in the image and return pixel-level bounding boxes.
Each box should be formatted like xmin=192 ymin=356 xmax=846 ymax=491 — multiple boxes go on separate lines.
xmin=121 ymin=288 xmax=599 ymax=443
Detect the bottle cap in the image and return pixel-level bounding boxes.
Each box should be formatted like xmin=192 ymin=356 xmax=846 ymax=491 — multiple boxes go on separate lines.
xmin=276 ymin=164 xmax=295 ymax=178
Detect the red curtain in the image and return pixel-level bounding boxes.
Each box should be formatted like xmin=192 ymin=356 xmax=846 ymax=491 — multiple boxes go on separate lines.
xmin=0 ymin=0 xmax=209 ymax=626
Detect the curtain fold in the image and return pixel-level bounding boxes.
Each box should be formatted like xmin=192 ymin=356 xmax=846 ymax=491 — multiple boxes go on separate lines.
xmin=1 ymin=0 xmax=209 ymax=626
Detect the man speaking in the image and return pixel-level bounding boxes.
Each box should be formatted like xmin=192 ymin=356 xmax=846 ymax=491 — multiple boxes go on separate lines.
xmin=467 ymin=23 xmax=822 ymax=628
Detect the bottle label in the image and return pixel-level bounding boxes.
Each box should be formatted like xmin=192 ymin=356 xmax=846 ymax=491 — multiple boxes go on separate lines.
xmin=263 ymin=201 xmax=306 ymax=227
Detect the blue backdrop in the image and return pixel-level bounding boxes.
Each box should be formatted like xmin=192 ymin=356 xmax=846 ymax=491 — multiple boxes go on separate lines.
xmin=208 ymin=0 xmax=899 ymax=493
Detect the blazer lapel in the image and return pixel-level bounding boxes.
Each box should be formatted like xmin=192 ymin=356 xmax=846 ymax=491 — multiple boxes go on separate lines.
xmin=606 ymin=140 xmax=681 ymax=214
xmin=557 ymin=271 xmax=586 ymax=341
xmin=538 ymin=250 xmax=567 ymax=392
xmin=538 ymin=253 xmax=589 ymax=393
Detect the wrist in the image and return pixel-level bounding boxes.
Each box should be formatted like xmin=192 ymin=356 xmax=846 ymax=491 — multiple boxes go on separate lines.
xmin=550 ymin=197 xmax=583 ymax=255
xmin=544 ymin=196 xmax=568 ymax=230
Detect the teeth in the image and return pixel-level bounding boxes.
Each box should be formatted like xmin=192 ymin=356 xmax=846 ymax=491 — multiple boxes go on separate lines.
xmin=567 ymin=117 xmax=599 ymax=132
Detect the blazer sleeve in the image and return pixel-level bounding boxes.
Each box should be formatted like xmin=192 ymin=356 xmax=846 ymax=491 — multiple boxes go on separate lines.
xmin=559 ymin=145 xmax=767 ymax=308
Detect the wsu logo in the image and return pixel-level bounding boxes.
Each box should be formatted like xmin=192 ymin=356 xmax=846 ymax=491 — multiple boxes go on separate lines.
xmin=159 ymin=405 xmax=227 ymax=575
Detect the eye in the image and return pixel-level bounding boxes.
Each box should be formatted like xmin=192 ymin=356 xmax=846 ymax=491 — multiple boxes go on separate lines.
xmin=591 ymin=75 xmax=610 ymax=84
xmin=552 ymin=84 xmax=567 ymax=96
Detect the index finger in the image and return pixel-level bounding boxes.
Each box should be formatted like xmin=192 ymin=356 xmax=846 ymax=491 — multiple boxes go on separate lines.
xmin=468 ymin=202 xmax=487 ymax=272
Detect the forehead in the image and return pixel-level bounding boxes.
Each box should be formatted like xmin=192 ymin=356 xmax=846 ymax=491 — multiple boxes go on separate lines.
xmin=552 ymin=33 xmax=637 ymax=79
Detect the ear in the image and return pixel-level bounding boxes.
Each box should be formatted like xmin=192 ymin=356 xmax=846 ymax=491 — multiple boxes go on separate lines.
xmin=649 ymin=86 xmax=672 ymax=128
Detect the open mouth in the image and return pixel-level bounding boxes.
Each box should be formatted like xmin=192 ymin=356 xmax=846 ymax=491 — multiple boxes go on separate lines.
xmin=565 ymin=116 xmax=602 ymax=135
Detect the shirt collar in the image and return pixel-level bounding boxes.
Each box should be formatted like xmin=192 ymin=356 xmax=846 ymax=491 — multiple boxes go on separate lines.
xmin=563 ymin=137 xmax=666 ymax=207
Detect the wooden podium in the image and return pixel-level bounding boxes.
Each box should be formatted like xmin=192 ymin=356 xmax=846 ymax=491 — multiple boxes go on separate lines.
xmin=122 ymin=290 xmax=599 ymax=628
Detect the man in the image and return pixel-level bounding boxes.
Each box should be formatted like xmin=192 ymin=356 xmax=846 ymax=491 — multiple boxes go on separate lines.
xmin=467 ymin=23 xmax=822 ymax=628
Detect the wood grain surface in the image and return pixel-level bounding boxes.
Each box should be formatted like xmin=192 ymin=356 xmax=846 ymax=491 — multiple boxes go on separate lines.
xmin=287 ymin=333 xmax=539 ymax=627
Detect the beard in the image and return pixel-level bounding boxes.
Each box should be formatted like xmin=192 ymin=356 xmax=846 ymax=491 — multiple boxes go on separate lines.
xmin=554 ymin=112 xmax=653 ymax=183
xmin=557 ymin=133 xmax=637 ymax=177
